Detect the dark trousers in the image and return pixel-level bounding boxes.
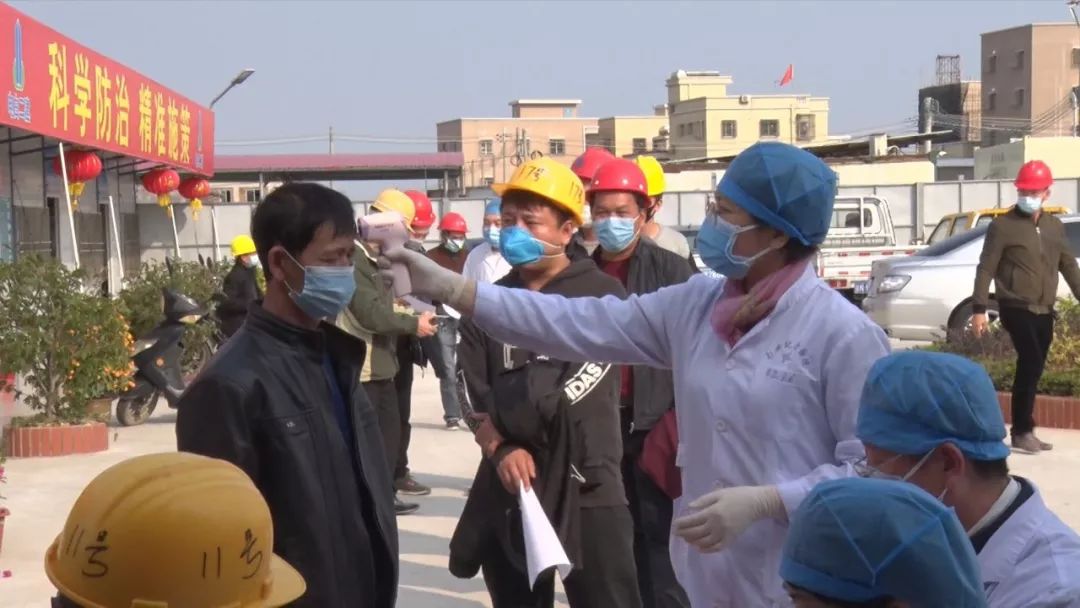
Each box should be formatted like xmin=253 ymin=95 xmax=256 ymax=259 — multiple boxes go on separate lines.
xmin=363 ymin=379 xmax=399 ymax=484
xmin=999 ymin=306 xmax=1054 ymax=436
xmin=394 ymin=340 xmax=415 ymax=481
xmin=481 ymin=505 xmax=643 ymax=608
xmin=623 ymin=449 xmax=690 ymax=608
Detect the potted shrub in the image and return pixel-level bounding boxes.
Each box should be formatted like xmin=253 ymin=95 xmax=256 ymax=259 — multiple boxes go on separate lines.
xmin=0 ymin=256 xmax=133 ymax=457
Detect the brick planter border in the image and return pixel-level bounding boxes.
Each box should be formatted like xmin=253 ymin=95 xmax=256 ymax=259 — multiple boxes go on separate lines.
xmin=2 ymin=422 xmax=109 ymax=458
xmin=997 ymin=392 xmax=1080 ymax=430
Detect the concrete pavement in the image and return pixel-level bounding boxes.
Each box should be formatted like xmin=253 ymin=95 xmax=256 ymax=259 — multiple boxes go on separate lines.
xmin=1 ymin=373 xmax=1078 ymax=606
xmin=0 ymin=373 xmax=547 ymax=607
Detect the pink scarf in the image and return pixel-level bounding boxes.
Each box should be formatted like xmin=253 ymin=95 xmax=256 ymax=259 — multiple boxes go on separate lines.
xmin=711 ymin=260 xmax=809 ymax=346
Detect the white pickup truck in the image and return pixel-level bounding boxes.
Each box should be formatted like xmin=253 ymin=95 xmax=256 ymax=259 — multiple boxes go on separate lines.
xmin=682 ymin=195 xmax=918 ymax=295
xmin=815 ymin=196 xmax=922 ymax=302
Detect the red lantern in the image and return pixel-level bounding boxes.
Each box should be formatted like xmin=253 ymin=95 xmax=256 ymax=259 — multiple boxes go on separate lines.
xmin=51 ymin=150 xmax=102 ymax=211
xmin=141 ymin=169 xmax=181 ymax=216
xmin=177 ymin=177 xmax=211 ymax=220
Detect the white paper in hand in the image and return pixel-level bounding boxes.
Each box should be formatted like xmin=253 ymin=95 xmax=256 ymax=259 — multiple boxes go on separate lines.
xmin=518 ymin=481 xmax=572 ymax=589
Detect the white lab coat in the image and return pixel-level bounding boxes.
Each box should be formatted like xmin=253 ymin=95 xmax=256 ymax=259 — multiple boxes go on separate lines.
xmin=980 ymin=482 xmax=1080 ymax=608
xmin=470 ymin=267 xmax=891 ymax=607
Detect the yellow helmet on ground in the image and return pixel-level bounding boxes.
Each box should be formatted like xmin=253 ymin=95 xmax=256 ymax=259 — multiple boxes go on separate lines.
xmin=45 ymin=452 xmax=306 ymax=608
xmin=635 ymin=155 xmax=666 ymax=197
xmin=492 ymin=157 xmax=586 ymax=226
xmin=231 ymin=234 xmax=257 ymax=258
xmin=372 ymin=189 xmax=416 ymax=226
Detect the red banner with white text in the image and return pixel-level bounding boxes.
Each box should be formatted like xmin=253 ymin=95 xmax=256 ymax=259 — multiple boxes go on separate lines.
xmin=0 ymin=2 xmax=214 ymax=175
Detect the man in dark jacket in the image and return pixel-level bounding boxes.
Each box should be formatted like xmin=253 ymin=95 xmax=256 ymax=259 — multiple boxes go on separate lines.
xmin=972 ymin=160 xmax=1080 ymax=454
xmin=176 ymin=182 xmax=398 ymax=608
xmin=451 ymin=159 xmax=642 ymax=608
xmin=426 ymin=211 xmax=471 ymax=429
xmin=586 ymin=158 xmax=693 ymax=608
xmin=217 ymin=234 xmax=264 ymax=337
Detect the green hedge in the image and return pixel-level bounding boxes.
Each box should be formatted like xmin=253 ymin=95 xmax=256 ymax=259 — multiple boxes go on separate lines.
xmin=928 ymin=298 xmax=1080 ymax=397
xmin=978 ymin=358 xmax=1080 ymax=397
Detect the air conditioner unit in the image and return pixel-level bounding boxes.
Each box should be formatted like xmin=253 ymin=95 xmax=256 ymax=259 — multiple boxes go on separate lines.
xmin=739 ymin=95 xmax=751 ymax=105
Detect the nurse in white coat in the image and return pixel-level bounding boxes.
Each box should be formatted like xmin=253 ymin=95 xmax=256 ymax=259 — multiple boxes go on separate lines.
xmin=857 ymin=351 xmax=1080 ymax=607
xmin=385 ymin=142 xmax=891 ymax=607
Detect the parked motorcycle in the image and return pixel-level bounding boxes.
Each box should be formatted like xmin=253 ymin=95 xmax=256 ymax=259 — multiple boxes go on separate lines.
xmin=114 ymin=288 xmax=218 ymax=426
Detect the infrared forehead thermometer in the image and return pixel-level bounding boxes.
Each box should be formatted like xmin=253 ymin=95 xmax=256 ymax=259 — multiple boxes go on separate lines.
xmin=359 ymin=211 xmax=412 ymax=297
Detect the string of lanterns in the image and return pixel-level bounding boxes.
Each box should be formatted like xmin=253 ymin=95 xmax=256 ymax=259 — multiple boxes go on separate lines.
xmin=51 ymin=149 xmax=211 ymax=221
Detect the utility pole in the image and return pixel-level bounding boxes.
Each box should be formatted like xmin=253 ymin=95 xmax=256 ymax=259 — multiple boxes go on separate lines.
xmin=328 ymin=126 xmax=335 ymax=188
xmin=921 ymin=97 xmax=934 ymax=154
xmin=1071 ymin=0 xmax=1080 ymax=135
xmin=498 ymin=128 xmax=508 ymax=184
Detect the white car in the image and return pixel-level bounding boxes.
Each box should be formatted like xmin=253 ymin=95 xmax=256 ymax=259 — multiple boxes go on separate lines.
xmin=862 ymin=215 xmax=1080 ymax=342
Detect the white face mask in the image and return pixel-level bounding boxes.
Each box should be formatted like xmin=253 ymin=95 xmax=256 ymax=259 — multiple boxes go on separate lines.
xmin=444 ymin=237 xmax=466 ymax=253
xmin=856 ymin=449 xmax=948 ymax=501
xmin=1017 ymin=195 xmax=1043 ymax=215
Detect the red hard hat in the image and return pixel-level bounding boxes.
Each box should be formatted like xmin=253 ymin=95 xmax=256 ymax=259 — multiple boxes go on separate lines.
xmin=571 ymin=147 xmax=616 ymax=183
xmin=438 ymin=212 xmax=468 ymax=233
xmin=1015 ymin=160 xmax=1053 ymax=191
xmin=586 ymin=159 xmax=649 ymax=203
xmin=405 ymin=190 xmax=436 ymax=229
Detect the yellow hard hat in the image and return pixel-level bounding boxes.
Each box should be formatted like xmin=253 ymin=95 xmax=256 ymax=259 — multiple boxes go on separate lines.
xmin=45 ymin=452 xmax=306 ymax=608
xmin=372 ymin=189 xmax=416 ymax=226
xmin=635 ymin=155 xmax=666 ymax=197
xmin=231 ymin=234 xmax=257 ymax=258
xmin=492 ymin=157 xmax=585 ymax=226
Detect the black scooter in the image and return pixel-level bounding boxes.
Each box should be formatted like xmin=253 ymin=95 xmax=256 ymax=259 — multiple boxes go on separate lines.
xmin=115 ymin=288 xmax=214 ymax=426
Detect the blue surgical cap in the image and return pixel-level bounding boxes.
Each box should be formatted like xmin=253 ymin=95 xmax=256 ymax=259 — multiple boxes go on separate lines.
xmin=484 ymin=198 xmax=501 ymax=216
xmin=717 ymin=142 xmax=837 ymax=246
xmin=857 ymin=351 xmax=1010 ymax=461
xmin=781 ymin=477 xmax=986 ymax=607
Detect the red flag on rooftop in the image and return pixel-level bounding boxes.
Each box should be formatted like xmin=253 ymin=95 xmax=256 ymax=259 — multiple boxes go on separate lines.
xmin=778 ymin=64 xmax=794 ymax=87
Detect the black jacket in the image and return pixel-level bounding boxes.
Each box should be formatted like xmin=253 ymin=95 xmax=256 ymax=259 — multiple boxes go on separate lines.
xmin=451 ymin=259 xmax=626 ymax=577
xmin=176 ymin=305 xmax=398 ymax=608
xmin=218 ymin=261 xmax=262 ymax=337
xmin=593 ymin=238 xmax=694 ymax=435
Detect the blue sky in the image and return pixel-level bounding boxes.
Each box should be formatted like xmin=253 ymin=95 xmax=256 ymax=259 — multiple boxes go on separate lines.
xmin=11 ymin=0 xmax=1075 ymax=192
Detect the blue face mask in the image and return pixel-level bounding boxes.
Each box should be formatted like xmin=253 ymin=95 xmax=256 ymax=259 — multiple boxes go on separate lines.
xmin=595 ymin=216 xmax=639 ymax=253
xmin=696 ymin=215 xmax=772 ymax=279
xmin=499 ymin=226 xmax=562 ymax=267
xmin=1017 ymin=195 xmax=1043 ymax=215
xmin=285 ymin=251 xmax=356 ymax=321
xmin=483 ymin=226 xmax=501 ymax=250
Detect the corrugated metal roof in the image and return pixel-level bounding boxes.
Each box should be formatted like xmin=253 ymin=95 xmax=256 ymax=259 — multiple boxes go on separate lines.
xmin=211 ymin=152 xmax=465 ymax=182
xmin=215 ymin=152 xmax=463 ymax=171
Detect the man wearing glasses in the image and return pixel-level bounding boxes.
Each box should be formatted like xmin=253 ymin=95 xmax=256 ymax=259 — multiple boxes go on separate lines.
xmin=854 ymin=350 xmax=1080 ymax=608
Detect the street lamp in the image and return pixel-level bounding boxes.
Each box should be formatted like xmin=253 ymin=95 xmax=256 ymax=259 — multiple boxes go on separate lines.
xmin=209 ymin=68 xmax=255 ymax=109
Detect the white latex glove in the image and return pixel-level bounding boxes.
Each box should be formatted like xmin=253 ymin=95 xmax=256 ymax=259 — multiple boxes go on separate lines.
xmin=379 ymin=245 xmax=477 ymax=314
xmin=673 ymin=485 xmax=784 ymax=553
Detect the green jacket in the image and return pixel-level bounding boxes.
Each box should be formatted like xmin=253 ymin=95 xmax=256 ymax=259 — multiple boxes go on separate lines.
xmin=338 ymin=241 xmax=418 ymax=382
xmin=973 ymin=209 xmax=1080 ymax=315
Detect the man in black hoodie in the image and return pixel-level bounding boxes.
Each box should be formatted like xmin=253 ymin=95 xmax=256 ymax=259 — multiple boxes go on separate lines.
xmin=450 ymin=158 xmax=642 ymax=608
